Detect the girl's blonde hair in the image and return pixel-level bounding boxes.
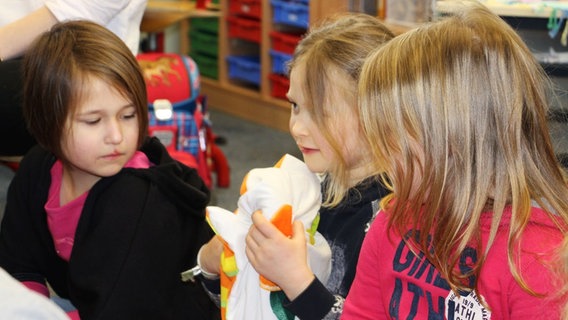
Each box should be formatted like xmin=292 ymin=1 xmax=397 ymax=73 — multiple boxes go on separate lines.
xmin=359 ymin=1 xmax=568 ymax=295
xmin=288 ymin=13 xmax=394 ymax=207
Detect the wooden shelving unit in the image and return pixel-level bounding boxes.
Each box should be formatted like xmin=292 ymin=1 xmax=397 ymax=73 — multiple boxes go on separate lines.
xmin=143 ymin=1 xmax=559 ymax=131
xmin=142 ymin=0 xmax=348 ymax=131
xmin=198 ymin=0 xmax=348 ymax=132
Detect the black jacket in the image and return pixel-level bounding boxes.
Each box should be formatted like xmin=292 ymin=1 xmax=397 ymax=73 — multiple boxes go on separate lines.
xmin=0 ymin=137 xmax=218 ymax=320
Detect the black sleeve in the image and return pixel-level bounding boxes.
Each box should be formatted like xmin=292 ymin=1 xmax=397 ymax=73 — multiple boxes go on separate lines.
xmin=68 ymin=175 xmax=217 ymax=319
xmin=0 ymin=148 xmax=67 ymax=293
xmin=0 ymin=59 xmax=36 ymax=155
xmin=284 ymin=277 xmax=336 ymax=320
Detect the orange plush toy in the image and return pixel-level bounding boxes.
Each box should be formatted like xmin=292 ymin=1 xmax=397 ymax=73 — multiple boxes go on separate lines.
xmin=206 ymin=154 xmax=331 ymax=320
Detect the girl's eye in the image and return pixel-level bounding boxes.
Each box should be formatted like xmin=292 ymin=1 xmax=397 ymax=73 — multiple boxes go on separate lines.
xmin=122 ymin=112 xmax=136 ymax=120
xmin=290 ymin=102 xmax=299 ymax=113
xmin=83 ymin=119 xmax=101 ymax=125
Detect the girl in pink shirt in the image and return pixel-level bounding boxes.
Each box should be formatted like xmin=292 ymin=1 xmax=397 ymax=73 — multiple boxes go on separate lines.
xmin=343 ymin=2 xmax=568 ymax=319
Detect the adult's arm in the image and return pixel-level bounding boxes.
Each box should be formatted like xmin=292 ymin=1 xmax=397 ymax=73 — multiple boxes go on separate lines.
xmin=0 ymin=0 xmax=144 ymax=60
xmin=0 ymin=7 xmax=57 ymax=60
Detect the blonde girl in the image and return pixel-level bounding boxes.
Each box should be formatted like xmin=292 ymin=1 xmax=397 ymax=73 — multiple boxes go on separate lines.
xmin=247 ymin=13 xmax=393 ymax=319
xmin=199 ymin=13 xmax=394 ymax=319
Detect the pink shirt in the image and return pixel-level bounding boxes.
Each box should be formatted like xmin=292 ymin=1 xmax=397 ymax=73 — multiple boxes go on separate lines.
xmin=342 ymin=206 xmax=566 ymax=320
xmin=45 ymin=151 xmax=150 ymax=261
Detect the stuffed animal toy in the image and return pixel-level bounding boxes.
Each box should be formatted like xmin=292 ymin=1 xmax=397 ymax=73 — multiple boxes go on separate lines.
xmin=206 ymin=154 xmax=331 ymax=320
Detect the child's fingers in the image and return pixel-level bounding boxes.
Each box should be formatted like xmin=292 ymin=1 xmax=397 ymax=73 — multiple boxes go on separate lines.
xmin=250 ymin=210 xmax=266 ymax=225
xmin=246 ymin=214 xmax=267 ymax=250
xmin=291 ymin=220 xmax=306 ymax=242
xmin=250 ymin=210 xmax=281 ymax=238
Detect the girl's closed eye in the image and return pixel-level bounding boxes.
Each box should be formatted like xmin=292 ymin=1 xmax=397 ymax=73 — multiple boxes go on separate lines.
xmin=119 ymin=105 xmax=137 ymax=120
xmin=121 ymin=112 xmax=137 ymax=120
xmin=82 ymin=118 xmax=101 ymax=125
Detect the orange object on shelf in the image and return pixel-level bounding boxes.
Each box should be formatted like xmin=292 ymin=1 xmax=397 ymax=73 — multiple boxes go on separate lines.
xmin=196 ymin=0 xmax=208 ymax=9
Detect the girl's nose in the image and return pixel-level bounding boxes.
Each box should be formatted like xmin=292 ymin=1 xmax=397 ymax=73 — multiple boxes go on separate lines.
xmin=105 ymin=120 xmax=123 ymax=144
xmin=289 ymin=116 xmax=307 ymax=140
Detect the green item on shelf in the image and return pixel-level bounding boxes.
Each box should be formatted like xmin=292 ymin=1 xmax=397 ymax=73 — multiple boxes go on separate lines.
xmin=190 ymin=17 xmax=219 ymax=34
xmin=189 ymin=29 xmax=219 ymax=57
xmin=192 ymin=52 xmax=218 ymax=80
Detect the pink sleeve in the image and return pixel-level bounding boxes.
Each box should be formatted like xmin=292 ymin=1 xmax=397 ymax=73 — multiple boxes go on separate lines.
xmin=67 ymin=310 xmax=81 ymax=320
xmin=342 ymin=215 xmax=387 ymax=319
xmin=22 ymin=281 xmax=50 ymax=297
xmin=507 ymin=226 xmax=566 ymax=319
xmin=24 ymin=281 xmax=82 ymax=319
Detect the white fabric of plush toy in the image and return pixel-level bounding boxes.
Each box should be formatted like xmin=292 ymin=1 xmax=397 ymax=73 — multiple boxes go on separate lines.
xmin=206 ymin=154 xmax=331 ymax=320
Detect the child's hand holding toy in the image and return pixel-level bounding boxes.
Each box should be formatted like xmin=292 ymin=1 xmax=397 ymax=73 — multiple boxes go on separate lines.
xmin=206 ymin=154 xmax=331 ymax=320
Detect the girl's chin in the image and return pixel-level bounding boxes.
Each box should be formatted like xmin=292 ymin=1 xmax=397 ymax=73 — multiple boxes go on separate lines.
xmin=303 ymin=160 xmax=327 ymax=175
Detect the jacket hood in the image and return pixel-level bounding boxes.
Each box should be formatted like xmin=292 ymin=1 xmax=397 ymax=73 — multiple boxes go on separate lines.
xmin=127 ymin=137 xmax=210 ymax=217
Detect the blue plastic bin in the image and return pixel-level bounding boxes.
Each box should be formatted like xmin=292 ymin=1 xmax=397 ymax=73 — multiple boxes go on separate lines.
xmin=226 ymin=55 xmax=261 ymax=86
xmin=270 ymin=49 xmax=293 ymax=75
xmin=271 ymin=0 xmax=309 ymax=29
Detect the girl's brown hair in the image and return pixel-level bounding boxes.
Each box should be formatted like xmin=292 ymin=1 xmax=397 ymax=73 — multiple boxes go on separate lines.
xmin=288 ymin=13 xmax=394 ymax=207
xmin=22 ymin=20 xmax=148 ymax=163
xmin=359 ymin=1 xmax=568 ymax=295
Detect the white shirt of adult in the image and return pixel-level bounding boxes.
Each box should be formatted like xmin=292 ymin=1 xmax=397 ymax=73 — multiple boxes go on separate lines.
xmin=0 ymin=267 xmax=69 ymax=319
xmin=0 ymin=0 xmax=147 ymax=57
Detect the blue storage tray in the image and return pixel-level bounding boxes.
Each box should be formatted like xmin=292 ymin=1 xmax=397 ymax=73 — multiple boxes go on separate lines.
xmin=226 ymin=55 xmax=261 ymax=86
xmin=270 ymin=49 xmax=293 ymax=75
xmin=271 ymin=0 xmax=309 ymax=29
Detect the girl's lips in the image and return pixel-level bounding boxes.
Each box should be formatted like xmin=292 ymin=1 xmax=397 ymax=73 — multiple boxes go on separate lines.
xmin=299 ymin=146 xmax=318 ymax=154
xmin=101 ymin=152 xmax=123 ymax=160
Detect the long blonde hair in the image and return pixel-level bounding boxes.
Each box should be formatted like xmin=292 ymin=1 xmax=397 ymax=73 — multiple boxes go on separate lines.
xmin=288 ymin=13 xmax=394 ymax=207
xmin=359 ymin=1 xmax=568 ymax=294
